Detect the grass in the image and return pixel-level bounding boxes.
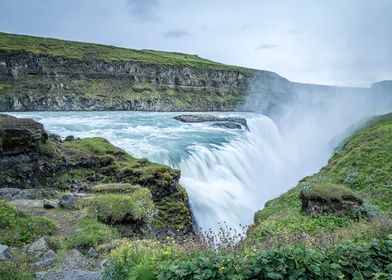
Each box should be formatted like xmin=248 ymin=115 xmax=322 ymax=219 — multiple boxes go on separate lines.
xmin=0 ymin=261 xmax=33 ymax=280
xmin=64 ymin=215 xmax=120 ymax=253
xmin=91 ymin=188 xmax=156 ymax=226
xmin=0 ymin=32 xmax=249 ymax=73
xmin=247 ymin=112 xmax=392 ymax=246
xmin=0 ymin=200 xmax=57 ymax=247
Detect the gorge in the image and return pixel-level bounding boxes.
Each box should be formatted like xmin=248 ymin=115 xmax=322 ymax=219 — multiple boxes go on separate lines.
xmin=1 ymin=32 xmax=392 ymax=279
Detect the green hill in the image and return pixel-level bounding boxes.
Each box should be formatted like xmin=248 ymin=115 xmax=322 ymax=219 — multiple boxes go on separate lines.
xmin=0 ymin=32 xmax=245 ymax=72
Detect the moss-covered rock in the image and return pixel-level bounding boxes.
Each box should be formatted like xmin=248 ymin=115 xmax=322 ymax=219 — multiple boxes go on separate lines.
xmin=0 ymin=114 xmax=48 ymax=155
xmin=0 ymin=115 xmax=193 ymax=235
xmin=300 ymin=183 xmax=363 ymax=217
xmin=91 ymin=189 xmax=155 ymax=226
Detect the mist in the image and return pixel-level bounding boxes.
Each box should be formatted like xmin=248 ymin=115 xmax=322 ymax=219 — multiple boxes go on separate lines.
xmin=178 ymin=82 xmax=392 ymax=233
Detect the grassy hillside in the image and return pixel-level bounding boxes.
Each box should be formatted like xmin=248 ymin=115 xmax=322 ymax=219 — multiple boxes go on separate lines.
xmin=0 ymin=32 xmax=264 ymax=111
xmin=0 ymin=32 xmax=246 ymax=72
xmin=247 ymin=113 xmax=392 ymax=247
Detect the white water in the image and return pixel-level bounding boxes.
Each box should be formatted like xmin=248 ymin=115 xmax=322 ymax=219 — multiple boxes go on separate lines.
xmin=9 ymin=89 xmax=392 ymax=234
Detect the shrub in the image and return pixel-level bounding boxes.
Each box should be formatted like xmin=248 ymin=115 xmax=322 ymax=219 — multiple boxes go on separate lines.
xmin=91 ymin=188 xmax=156 ymax=226
xmin=104 ymin=239 xmax=182 ymax=280
xmin=156 ymin=236 xmax=392 ymax=280
xmin=0 ymin=200 xmax=57 ymax=246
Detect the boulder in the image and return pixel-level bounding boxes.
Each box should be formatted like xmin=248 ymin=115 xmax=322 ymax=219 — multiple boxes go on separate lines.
xmin=174 ymin=114 xmax=248 ymax=130
xmin=59 ymin=194 xmax=78 ymax=209
xmin=31 ymin=249 xmax=57 ymax=270
xmin=0 ymin=188 xmax=58 ymax=200
xmin=36 ymin=269 xmax=102 ymax=280
xmin=0 ymin=114 xmax=48 ymax=155
xmin=300 ymin=183 xmax=363 ymax=217
xmin=64 ymin=135 xmax=75 ymax=142
xmin=59 ymin=193 xmax=90 ymax=209
xmin=49 ymin=133 xmax=62 ymax=143
xmin=62 ymin=249 xmax=91 ymax=270
xmin=0 ymin=244 xmax=12 ymax=260
xmin=10 ymin=199 xmax=44 ymax=211
xmin=0 ymin=188 xmax=20 ymax=200
xmin=87 ymin=247 xmax=97 ymax=258
xmin=23 ymin=237 xmax=49 ymax=256
xmin=43 ymin=199 xmax=58 ymax=209
xmin=212 ymin=122 xmax=243 ymax=129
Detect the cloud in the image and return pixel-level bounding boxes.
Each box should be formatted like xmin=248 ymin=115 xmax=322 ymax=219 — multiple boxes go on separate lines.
xmin=254 ymin=44 xmax=280 ymax=50
xmin=201 ymin=24 xmax=209 ymax=31
xmin=163 ymin=29 xmax=190 ymax=39
xmin=127 ymin=0 xmax=159 ymax=22
xmin=284 ymin=29 xmax=301 ymax=34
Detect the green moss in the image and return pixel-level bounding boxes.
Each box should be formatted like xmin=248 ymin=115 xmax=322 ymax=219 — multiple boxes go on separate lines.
xmin=154 ymin=185 xmax=192 ymax=232
xmin=91 ymin=188 xmax=156 ymax=226
xmin=301 ymin=182 xmax=359 ymax=202
xmin=62 ymin=137 xmax=126 ymax=157
xmin=37 ymin=140 xmax=57 ymax=157
xmin=0 ymin=200 xmax=57 ymax=247
xmin=247 ymin=113 xmax=392 ymax=246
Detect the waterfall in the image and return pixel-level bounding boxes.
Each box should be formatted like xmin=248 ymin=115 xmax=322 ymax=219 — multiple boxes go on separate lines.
xmin=8 ymin=87 xmax=392 ymax=235
xmin=179 ymin=89 xmax=392 ymax=234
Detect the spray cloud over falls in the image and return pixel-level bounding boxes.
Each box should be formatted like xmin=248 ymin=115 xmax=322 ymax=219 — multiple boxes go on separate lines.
xmin=179 ymin=82 xmax=392 ymax=233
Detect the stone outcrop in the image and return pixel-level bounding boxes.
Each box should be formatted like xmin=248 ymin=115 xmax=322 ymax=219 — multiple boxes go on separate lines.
xmin=0 ymin=114 xmax=193 ymax=234
xmin=0 ymin=114 xmax=48 ymax=155
xmin=299 ymin=183 xmax=363 ymax=217
xmin=174 ymin=114 xmax=248 ymax=130
xmin=0 ymin=244 xmax=12 ymax=260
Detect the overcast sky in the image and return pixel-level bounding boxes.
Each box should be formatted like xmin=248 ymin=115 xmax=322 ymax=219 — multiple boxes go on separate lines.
xmin=0 ymin=0 xmax=391 ymax=87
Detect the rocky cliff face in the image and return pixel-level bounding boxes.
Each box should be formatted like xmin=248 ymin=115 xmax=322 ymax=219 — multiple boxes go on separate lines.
xmin=0 ymin=32 xmax=296 ymax=112
xmin=0 ymin=50 xmax=254 ymax=111
xmin=1 ymin=33 xmax=388 ymax=113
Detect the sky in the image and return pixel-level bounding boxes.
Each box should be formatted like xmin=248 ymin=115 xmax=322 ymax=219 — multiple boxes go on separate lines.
xmin=0 ymin=0 xmax=391 ymax=87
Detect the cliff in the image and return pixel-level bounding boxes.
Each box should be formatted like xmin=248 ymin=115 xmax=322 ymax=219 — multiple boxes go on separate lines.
xmin=0 ymin=32 xmax=296 ymax=112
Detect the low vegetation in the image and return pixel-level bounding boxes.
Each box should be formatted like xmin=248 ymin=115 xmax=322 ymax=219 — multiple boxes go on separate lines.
xmin=91 ymin=189 xmax=156 ymax=226
xmin=0 ymin=201 xmax=56 ymax=247
xmin=64 ymin=215 xmax=120 ymax=253
xmin=103 ymin=234 xmax=392 ymax=280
